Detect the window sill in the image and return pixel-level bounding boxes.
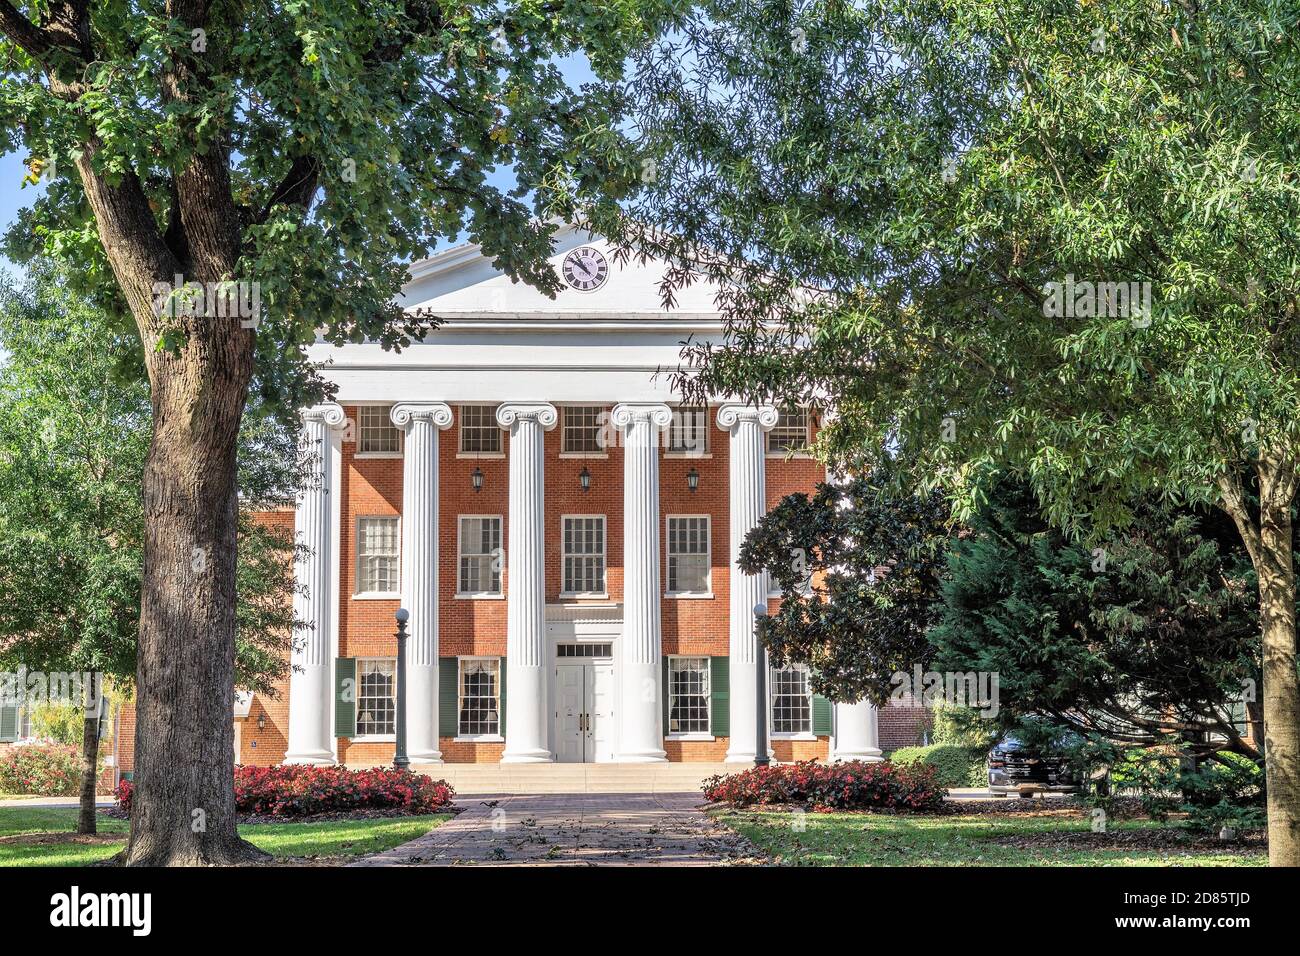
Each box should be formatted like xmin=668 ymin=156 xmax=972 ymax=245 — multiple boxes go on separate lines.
xmin=353 ymin=592 xmax=400 ymax=601
xmin=665 ymin=592 xmax=714 ymax=600
xmin=354 ymin=452 xmax=403 ymax=460
xmin=766 ymin=452 xmax=815 ymax=460
xmin=350 ymin=735 xmax=395 ymax=743
xmin=559 ymin=593 xmax=610 ymax=600
xmin=455 ymin=592 xmax=505 ymax=600
xmin=666 ymin=733 xmax=715 ymax=742
xmin=559 ymin=452 xmax=608 ymax=460
xmin=769 ymin=732 xmax=818 ymax=741
xmin=454 ymin=735 xmax=505 ymax=743
xmin=664 ymin=452 xmax=712 ymax=459
xmin=457 ymin=451 xmax=504 ymax=459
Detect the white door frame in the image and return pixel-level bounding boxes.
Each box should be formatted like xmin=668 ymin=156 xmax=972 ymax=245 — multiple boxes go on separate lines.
xmin=544 ymin=604 xmax=622 ymax=760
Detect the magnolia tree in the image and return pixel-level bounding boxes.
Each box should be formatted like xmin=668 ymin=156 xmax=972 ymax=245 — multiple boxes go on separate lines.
xmin=0 ymin=0 xmax=678 ymax=864
xmin=595 ymin=0 xmax=1300 ymax=864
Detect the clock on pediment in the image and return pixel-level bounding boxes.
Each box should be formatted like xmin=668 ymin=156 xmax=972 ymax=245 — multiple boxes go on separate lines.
xmin=561 ymin=246 xmax=609 ymax=292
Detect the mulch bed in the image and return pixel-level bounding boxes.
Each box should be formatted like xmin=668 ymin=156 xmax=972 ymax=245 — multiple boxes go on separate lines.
xmin=0 ymin=831 xmax=124 ymax=846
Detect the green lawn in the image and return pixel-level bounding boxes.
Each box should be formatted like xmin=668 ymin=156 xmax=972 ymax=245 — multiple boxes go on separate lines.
xmin=0 ymin=807 xmax=449 ymax=866
xmin=716 ymin=808 xmax=1267 ymax=867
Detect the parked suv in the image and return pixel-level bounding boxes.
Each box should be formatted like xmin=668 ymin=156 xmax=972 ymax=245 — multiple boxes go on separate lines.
xmin=987 ymin=735 xmax=1080 ymax=797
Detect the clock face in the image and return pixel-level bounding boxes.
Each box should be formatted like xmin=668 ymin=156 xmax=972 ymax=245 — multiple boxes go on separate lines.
xmin=562 ymin=246 xmax=609 ymax=292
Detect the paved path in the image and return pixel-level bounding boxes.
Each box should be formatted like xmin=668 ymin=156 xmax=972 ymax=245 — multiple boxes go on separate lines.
xmin=351 ymin=792 xmax=760 ymax=867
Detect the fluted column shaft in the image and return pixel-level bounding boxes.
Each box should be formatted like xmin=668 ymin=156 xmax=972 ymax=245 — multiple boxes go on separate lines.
xmin=286 ymin=403 xmax=346 ymax=765
xmin=612 ymin=403 xmax=672 ymax=762
xmin=717 ymin=404 xmax=778 ymax=763
xmin=831 ymin=699 xmax=884 ymax=762
xmin=497 ymin=403 xmax=558 ymax=762
xmin=392 ymin=403 xmax=452 ymax=763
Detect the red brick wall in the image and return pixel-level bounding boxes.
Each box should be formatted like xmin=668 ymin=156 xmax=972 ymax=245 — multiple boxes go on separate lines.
xmin=880 ymin=695 xmax=933 ymax=752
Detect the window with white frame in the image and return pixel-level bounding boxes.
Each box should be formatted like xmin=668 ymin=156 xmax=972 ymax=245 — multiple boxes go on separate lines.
xmin=767 ymin=408 xmax=810 ymax=454
xmin=667 ymin=406 xmax=708 ymax=454
xmin=562 ymin=405 xmax=606 ymax=453
xmin=458 ymin=658 xmax=501 ymax=736
xmin=668 ymin=657 xmax=710 ymax=734
xmin=770 ymin=664 xmax=812 ymax=734
xmin=459 ymin=404 xmax=501 ymax=454
xmin=666 ymin=516 xmax=710 ymax=594
xmin=357 ymin=405 xmax=401 ymax=454
xmin=562 ymin=516 xmax=606 ymax=594
xmin=356 ymin=516 xmax=399 ymax=594
xmin=356 ymin=659 xmax=396 ymax=736
xmin=458 ymin=516 xmax=502 ymax=595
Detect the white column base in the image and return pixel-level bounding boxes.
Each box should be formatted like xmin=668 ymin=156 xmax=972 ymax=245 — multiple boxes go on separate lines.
xmin=617 ymin=750 xmax=668 ymax=763
xmin=405 ymin=664 xmax=442 ymax=764
xmin=832 ymin=748 xmax=884 ymax=763
xmin=831 ymin=698 xmax=884 ymax=763
xmin=500 ymin=750 xmax=555 ymax=764
xmin=283 ymin=751 xmax=337 ymax=766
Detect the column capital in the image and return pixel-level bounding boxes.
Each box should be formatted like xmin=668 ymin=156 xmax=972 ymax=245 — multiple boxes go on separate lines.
xmin=496 ymin=402 xmax=558 ymax=430
xmin=610 ymin=402 xmax=673 ymax=431
xmin=716 ymin=403 xmax=778 ymax=433
xmin=302 ymin=402 xmax=347 ymax=428
xmin=391 ymin=402 xmax=453 ymax=430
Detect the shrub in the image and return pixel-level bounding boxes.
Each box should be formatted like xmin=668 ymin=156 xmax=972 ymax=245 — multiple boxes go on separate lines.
xmin=702 ymin=759 xmax=946 ymax=812
xmin=1114 ymin=748 xmax=1265 ymax=832
xmin=0 ymin=744 xmax=82 ymax=796
xmin=114 ymin=765 xmax=455 ymax=818
xmin=29 ymin=703 xmax=85 ymax=746
xmin=930 ymin=704 xmax=1000 ymax=751
xmin=889 ymin=744 xmax=987 ymax=788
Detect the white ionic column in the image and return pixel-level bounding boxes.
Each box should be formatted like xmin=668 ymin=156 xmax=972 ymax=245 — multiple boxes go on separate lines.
xmin=286 ymin=402 xmax=346 ymax=765
xmin=611 ymin=403 xmax=673 ymax=762
xmin=717 ymin=404 xmax=778 ymax=763
xmin=392 ymin=403 xmax=453 ymax=764
xmin=497 ymin=403 xmax=558 ymax=763
xmin=831 ymin=700 xmax=884 ymax=762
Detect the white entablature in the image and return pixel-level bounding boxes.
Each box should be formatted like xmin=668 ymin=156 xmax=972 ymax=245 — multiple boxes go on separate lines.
xmin=306 ymin=224 xmax=725 ymax=405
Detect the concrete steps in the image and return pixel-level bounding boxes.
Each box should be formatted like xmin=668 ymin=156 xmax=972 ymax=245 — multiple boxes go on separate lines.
xmin=356 ymin=761 xmax=739 ymax=795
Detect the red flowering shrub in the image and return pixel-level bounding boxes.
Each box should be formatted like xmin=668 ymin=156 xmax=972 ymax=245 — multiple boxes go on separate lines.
xmin=702 ymin=760 xmax=946 ymax=812
xmin=114 ymin=766 xmax=454 ymax=818
xmin=0 ymin=744 xmax=82 ymax=796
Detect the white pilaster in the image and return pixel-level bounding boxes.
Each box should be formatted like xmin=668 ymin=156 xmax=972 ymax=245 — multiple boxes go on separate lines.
xmin=611 ymin=403 xmax=673 ymax=762
xmin=392 ymin=403 xmax=453 ymax=763
xmin=716 ymin=404 xmax=778 ymax=763
xmin=286 ymin=402 xmax=346 ymax=765
xmin=831 ymin=699 xmax=884 ymax=762
xmin=497 ymin=403 xmax=558 ymax=763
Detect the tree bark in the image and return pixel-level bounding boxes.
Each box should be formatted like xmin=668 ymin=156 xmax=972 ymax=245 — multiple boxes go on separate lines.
xmin=1254 ymin=454 xmax=1300 ymax=867
xmin=77 ymin=693 xmax=98 ymax=836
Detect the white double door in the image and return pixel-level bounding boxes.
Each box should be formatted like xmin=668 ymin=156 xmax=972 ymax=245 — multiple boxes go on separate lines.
xmin=554 ymin=661 xmax=615 ymax=763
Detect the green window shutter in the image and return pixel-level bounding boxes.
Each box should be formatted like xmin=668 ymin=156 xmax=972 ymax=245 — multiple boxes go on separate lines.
xmin=334 ymin=658 xmax=356 ymax=738
xmin=812 ymin=693 xmax=833 ymax=736
xmin=0 ymin=703 xmax=18 ymax=742
xmin=439 ymin=657 xmax=458 ymax=737
xmin=710 ymin=657 xmax=729 ymax=737
xmin=662 ymin=656 xmax=671 ymax=730
xmin=498 ymin=658 xmax=507 ymax=736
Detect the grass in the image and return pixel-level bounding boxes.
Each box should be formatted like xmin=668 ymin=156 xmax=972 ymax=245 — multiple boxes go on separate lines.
xmin=0 ymin=807 xmax=449 ymax=867
xmin=716 ymin=808 xmax=1267 ymax=867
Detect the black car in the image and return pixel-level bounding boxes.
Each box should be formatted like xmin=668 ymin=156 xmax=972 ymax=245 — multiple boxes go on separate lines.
xmin=987 ymin=735 xmax=1080 ymax=797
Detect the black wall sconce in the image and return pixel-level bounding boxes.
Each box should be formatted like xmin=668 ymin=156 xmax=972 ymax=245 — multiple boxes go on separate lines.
xmin=686 ymin=467 xmax=699 ymax=493
xmin=471 ymin=466 xmax=484 ymax=493
xmin=579 ymin=466 xmax=591 ymax=493
xmin=257 ymin=714 xmax=266 ymax=731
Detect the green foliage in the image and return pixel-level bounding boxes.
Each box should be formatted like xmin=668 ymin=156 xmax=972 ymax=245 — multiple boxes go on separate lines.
xmin=739 ymin=464 xmax=950 ymax=703
xmin=1117 ymin=749 xmax=1265 ymax=834
xmin=0 ymin=264 xmax=301 ymax=694
xmin=28 ymin=704 xmax=84 ymax=747
xmin=889 ymin=744 xmax=986 ymax=788
xmin=930 ymin=705 xmax=1000 ymax=752
xmin=0 ymin=744 xmax=85 ymax=796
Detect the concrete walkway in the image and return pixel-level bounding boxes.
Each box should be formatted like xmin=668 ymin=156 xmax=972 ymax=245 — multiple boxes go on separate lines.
xmin=351 ymin=792 xmax=759 ymax=867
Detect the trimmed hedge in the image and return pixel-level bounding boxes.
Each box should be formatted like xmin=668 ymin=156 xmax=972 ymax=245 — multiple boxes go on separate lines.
xmin=115 ymin=765 xmax=455 ymax=818
xmin=703 ymin=759 xmax=946 ymax=812
xmin=890 ymin=744 xmax=987 ymax=788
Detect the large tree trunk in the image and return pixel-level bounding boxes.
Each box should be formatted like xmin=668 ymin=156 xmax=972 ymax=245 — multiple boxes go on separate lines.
xmin=1255 ymin=456 xmax=1300 ymax=867
xmin=77 ymin=691 xmax=98 ymax=836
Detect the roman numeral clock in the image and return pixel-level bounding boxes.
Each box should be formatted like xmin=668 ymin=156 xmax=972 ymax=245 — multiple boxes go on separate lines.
xmin=562 ymin=246 xmax=609 ymax=292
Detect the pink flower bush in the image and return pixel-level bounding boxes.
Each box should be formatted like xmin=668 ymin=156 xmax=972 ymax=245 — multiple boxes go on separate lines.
xmin=115 ymin=765 xmax=454 ymax=818
xmin=703 ymin=759 xmax=945 ymax=812
xmin=0 ymin=744 xmax=81 ymax=796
